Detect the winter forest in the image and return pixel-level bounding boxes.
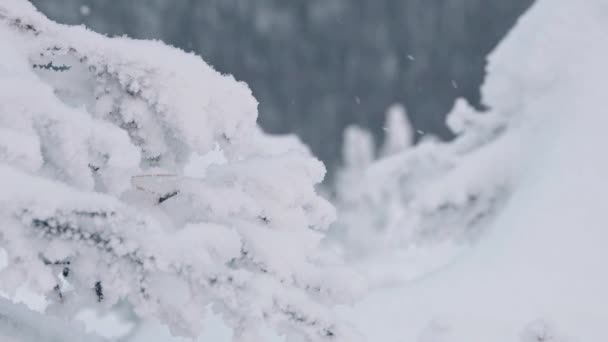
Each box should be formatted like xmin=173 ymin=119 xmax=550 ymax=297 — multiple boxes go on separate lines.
xmin=0 ymin=0 xmax=607 ymax=341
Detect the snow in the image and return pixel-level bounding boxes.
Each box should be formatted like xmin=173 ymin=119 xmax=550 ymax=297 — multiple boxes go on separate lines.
xmin=129 ymin=0 xmax=608 ymax=340
xmin=2 ymin=0 xmax=608 ymax=341
xmin=0 ymin=1 xmax=362 ymax=341
xmin=129 ymin=0 xmax=608 ymax=339
xmin=332 ymin=98 xmax=513 ymax=259
xmin=338 ymin=0 xmax=608 ymax=341
xmin=380 ymin=104 xmax=413 ymax=157
xmin=79 ymin=5 xmax=91 ymax=17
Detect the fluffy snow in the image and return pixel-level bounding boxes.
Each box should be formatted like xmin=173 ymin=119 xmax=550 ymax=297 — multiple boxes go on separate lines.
xmin=0 ymin=1 xmax=362 ymax=341
xmin=2 ymin=0 xmax=608 ymax=341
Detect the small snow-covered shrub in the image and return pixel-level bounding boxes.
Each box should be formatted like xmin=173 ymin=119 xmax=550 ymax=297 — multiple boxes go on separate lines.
xmin=333 ymin=98 xmax=519 ymax=255
xmin=0 ymin=1 xmax=363 ymax=341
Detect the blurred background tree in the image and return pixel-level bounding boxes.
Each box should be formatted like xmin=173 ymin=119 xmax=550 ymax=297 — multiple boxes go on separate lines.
xmin=32 ymin=0 xmax=534 ymax=175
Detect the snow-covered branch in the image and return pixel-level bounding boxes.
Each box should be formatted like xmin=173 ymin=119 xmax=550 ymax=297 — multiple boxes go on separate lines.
xmin=0 ymin=1 xmax=363 ymax=341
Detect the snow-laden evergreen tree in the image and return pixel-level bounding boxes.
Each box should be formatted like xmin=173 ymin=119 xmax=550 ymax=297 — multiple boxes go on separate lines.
xmin=0 ymin=1 xmax=364 ymax=341
xmin=332 ymin=96 xmax=515 ymax=256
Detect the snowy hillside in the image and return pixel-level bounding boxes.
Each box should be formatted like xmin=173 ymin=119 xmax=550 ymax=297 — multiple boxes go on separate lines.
xmin=340 ymin=0 xmax=608 ymax=341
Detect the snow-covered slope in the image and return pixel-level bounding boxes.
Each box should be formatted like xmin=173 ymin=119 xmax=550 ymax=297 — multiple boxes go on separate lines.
xmin=343 ymin=0 xmax=608 ymax=341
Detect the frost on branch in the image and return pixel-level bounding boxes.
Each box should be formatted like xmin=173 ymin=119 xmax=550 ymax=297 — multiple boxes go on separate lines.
xmin=0 ymin=1 xmax=363 ymax=341
xmin=333 ymin=98 xmax=517 ymax=255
